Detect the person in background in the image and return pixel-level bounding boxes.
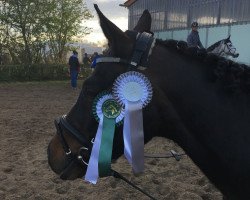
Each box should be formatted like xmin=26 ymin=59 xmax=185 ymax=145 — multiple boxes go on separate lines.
xmin=68 ymin=50 xmax=80 ymax=90
xmin=83 ymin=53 xmax=90 ymax=68
xmin=187 ymin=21 xmax=206 ymax=56
xmin=187 ymin=21 xmax=204 ymax=48
xmin=90 ymin=52 xmax=100 ymax=71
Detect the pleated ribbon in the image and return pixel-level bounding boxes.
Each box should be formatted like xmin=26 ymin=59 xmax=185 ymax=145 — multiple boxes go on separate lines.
xmin=85 ymin=116 xmax=103 ymax=184
xmin=113 ymin=71 xmax=152 ymax=174
xmin=85 ymin=116 xmax=116 ymax=183
xmin=123 ymin=101 xmax=144 ymax=173
xmin=85 ymin=93 xmax=123 ymax=184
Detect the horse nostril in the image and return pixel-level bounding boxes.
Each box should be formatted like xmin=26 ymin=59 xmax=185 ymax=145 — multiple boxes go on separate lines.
xmin=234 ymin=54 xmax=239 ymax=58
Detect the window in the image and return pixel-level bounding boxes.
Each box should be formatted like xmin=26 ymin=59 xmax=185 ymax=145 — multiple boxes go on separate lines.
xmin=128 ymin=0 xmax=250 ymax=31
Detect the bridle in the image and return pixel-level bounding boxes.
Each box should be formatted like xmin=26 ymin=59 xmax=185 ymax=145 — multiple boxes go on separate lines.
xmin=96 ymin=31 xmax=156 ymax=69
xmin=54 ymin=31 xmax=159 ymax=197
xmin=219 ymin=40 xmax=237 ymax=57
xmin=54 ymin=31 xmax=187 ymax=199
xmin=55 ymin=113 xmax=185 ymax=199
xmin=54 ymin=115 xmax=92 ymax=179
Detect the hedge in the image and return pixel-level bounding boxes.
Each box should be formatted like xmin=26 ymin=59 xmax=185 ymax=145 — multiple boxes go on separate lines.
xmin=0 ymin=64 xmax=92 ymax=82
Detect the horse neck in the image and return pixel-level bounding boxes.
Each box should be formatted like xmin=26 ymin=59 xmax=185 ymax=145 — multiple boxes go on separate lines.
xmin=66 ymin=90 xmax=95 ymax=141
xmin=149 ymin=41 xmax=250 ymax=147
xmin=210 ymin=42 xmax=225 ymax=56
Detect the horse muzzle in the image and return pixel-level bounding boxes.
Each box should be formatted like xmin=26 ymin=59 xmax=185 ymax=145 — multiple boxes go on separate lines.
xmin=233 ymin=53 xmax=239 ymax=58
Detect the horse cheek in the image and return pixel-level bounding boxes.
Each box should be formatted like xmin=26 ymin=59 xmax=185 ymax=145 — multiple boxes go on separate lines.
xmin=47 ymin=135 xmax=67 ymax=174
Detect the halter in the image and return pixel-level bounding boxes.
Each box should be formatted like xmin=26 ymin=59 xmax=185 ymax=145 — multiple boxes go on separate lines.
xmin=55 ymin=31 xmax=155 ymax=178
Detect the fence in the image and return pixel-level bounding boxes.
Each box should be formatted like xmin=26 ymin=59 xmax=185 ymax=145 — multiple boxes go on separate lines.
xmin=0 ymin=64 xmax=92 ymax=82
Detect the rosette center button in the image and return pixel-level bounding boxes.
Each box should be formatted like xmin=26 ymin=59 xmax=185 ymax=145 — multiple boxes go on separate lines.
xmin=123 ymin=82 xmax=143 ymax=102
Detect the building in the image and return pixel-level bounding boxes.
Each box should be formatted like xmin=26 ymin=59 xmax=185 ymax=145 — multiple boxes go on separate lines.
xmin=122 ymin=0 xmax=250 ymax=64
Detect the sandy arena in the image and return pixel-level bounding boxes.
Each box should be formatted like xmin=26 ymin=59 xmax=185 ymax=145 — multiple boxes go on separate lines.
xmin=0 ymin=81 xmax=223 ymax=200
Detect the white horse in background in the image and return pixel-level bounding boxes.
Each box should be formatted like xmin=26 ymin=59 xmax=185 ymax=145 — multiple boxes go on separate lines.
xmin=206 ymin=35 xmax=239 ymax=58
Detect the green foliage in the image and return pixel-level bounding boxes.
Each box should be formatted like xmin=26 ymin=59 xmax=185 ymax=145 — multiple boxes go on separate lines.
xmin=0 ymin=64 xmax=92 ymax=82
xmin=43 ymin=0 xmax=93 ymax=63
xmin=0 ymin=0 xmax=93 ymax=64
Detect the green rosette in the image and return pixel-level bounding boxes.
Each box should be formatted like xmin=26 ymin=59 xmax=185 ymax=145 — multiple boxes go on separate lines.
xmin=85 ymin=91 xmax=124 ymax=183
xmin=92 ymin=91 xmax=124 ymax=127
xmin=98 ymin=98 xmax=121 ymax=176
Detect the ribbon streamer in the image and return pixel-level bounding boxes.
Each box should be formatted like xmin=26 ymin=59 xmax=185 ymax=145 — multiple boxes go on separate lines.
xmin=113 ymin=71 xmax=152 ymax=174
xmin=85 ymin=116 xmax=103 ymax=184
xmin=98 ymin=117 xmax=116 ymax=176
xmin=85 ymin=92 xmax=124 ymax=184
xmin=123 ymin=101 xmax=144 ymax=173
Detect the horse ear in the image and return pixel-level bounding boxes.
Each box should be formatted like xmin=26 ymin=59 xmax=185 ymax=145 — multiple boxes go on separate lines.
xmin=227 ymin=35 xmax=231 ymax=40
xmin=94 ymin=4 xmax=131 ymax=56
xmin=133 ymin=10 xmax=152 ymax=33
xmin=94 ymin=4 xmax=128 ymax=45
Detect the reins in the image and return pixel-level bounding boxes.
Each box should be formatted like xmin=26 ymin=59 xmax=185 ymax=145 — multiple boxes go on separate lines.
xmin=56 ymin=115 xmax=186 ymax=200
xmin=111 ymin=169 xmax=158 ymax=200
xmin=215 ymin=41 xmax=236 ymax=57
xmin=111 ymin=151 xmax=186 ymax=200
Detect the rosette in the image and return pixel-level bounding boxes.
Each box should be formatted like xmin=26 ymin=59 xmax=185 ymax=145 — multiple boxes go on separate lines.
xmin=113 ymin=71 xmax=152 ymax=173
xmin=85 ymin=91 xmax=124 ymax=184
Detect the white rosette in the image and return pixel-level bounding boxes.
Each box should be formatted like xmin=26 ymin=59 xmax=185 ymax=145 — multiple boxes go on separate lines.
xmin=85 ymin=92 xmax=124 ymax=184
xmin=113 ymin=71 xmax=152 ymax=173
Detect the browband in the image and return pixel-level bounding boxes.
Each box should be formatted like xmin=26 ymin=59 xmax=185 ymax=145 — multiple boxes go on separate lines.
xmin=96 ymin=31 xmax=155 ymax=70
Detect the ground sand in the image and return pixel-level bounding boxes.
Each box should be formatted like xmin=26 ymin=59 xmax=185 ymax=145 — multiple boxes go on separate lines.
xmin=0 ymin=81 xmax=223 ymax=200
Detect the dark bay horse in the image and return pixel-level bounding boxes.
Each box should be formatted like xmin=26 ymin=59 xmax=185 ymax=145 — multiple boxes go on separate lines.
xmin=47 ymin=5 xmax=250 ymax=200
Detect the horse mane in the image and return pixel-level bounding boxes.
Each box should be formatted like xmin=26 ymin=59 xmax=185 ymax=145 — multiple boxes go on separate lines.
xmin=156 ymin=39 xmax=250 ymax=94
xmin=206 ymin=40 xmax=223 ymax=51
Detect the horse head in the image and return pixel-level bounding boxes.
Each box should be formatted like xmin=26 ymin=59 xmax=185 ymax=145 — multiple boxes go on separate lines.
xmin=47 ymin=4 xmax=170 ymax=180
xmin=218 ymin=35 xmax=239 ymax=58
xmin=207 ymin=35 xmax=239 ymax=58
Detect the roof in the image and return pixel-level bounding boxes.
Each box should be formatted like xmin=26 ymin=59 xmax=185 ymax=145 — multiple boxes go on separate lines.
xmin=121 ymin=0 xmax=138 ymax=7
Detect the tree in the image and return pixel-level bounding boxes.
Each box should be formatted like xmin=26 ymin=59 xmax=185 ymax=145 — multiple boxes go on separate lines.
xmin=40 ymin=0 xmax=93 ymax=63
xmin=0 ymin=0 xmax=48 ymax=63
xmin=0 ymin=0 xmax=92 ymax=64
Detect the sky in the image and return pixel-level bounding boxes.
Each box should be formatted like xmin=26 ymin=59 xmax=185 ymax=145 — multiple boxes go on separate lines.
xmin=84 ymin=0 xmax=128 ymax=46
